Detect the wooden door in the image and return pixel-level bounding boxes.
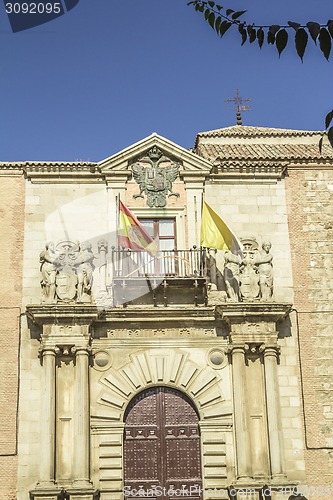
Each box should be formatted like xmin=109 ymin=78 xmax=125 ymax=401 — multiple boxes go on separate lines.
xmin=124 ymin=387 xmax=202 ymax=500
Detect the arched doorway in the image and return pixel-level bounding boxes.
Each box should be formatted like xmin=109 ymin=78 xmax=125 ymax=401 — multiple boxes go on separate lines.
xmin=124 ymin=387 xmax=202 ymax=500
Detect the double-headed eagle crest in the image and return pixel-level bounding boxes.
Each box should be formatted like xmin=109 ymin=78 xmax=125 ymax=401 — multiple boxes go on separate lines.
xmin=131 ymin=146 xmax=180 ymax=208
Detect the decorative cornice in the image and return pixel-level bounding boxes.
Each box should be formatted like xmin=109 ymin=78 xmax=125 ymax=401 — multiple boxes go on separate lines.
xmin=26 ymin=304 xmax=216 ymax=327
xmin=210 ymin=161 xmax=287 ymax=179
xmin=26 ymin=304 xmax=101 ymax=324
xmin=215 ymin=303 xmax=292 ymax=324
xmin=98 ymin=133 xmax=212 ymax=174
xmin=22 ymin=162 xmax=104 ymax=184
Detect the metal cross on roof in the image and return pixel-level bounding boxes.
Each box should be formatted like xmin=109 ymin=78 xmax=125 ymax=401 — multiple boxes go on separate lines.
xmin=225 ymin=88 xmax=251 ymax=125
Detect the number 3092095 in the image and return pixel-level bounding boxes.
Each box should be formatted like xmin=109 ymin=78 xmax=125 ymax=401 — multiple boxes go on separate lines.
xmin=6 ymin=3 xmax=62 ymax=14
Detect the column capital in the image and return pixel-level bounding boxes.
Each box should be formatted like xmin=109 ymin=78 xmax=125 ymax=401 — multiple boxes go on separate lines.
xmin=262 ymin=343 xmax=281 ymax=358
xmin=227 ymin=343 xmax=249 ymax=355
xmin=72 ymin=345 xmax=92 ymax=357
xmin=38 ymin=345 xmax=61 ymax=360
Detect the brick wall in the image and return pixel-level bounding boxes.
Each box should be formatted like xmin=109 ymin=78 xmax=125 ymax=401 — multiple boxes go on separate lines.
xmin=285 ymin=166 xmax=333 ymax=490
xmin=0 ymin=169 xmax=25 ymax=499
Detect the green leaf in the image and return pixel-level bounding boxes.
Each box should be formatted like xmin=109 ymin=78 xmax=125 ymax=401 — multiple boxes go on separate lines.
xmin=307 ymin=22 xmax=320 ymax=44
xmin=216 ymin=4 xmax=223 ymax=11
xmin=226 ymin=9 xmax=234 ymax=16
xmin=319 ymin=136 xmax=323 ymax=155
xmin=269 ymin=25 xmax=281 ymax=35
xmin=204 ymin=9 xmax=210 ymax=20
xmin=327 ymin=20 xmax=333 ymax=38
xmin=208 ymin=12 xmax=216 ymax=29
xmin=248 ymin=26 xmax=256 ymax=44
xmin=257 ymin=27 xmax=264 ymax=48
xmin=295 ymin=28 xmax=308 ymax=61
xmin=267 ymin=31 xmax=276 ymax=45
xmin=288 ymin=21 xmax=301 ymax=31
xmin=328 ymin=126 xmax=333 ymax=148
xmin=238 ymin=26 xmax=247 ymax=45
xmin=276 ymin=29 xmax=288 ymax=57
xmin=219 ymin=20 xmax=232 ymax=37
xmin=325 ymin=110 xmax=333 ymax=130
xmin=215 ymin=15 xmax=222 ymax=33
xmin=232 ymin=10 xmax=247 ymax=20
xmin=208 ymin=1 xmax=215 ymax=7
xmin=319 ymin=27 xmax=331 ymax=60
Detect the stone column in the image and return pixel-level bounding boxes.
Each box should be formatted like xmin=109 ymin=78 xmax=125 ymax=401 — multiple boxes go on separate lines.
xmin=98 ymin=239 xmax=108 ymax=292
xmin=230 ymin=344 xmax=252 ymax=480
xmin=38 ymin=347 xmax=57 ymax=486
xmin=73 ymin=347 xmax=91 ymax=486
xmin=263 ymin=345 xmax=286 ymax=479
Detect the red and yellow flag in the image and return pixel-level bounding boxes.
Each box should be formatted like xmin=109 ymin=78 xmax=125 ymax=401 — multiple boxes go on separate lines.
xmin=118 ymin=201 xmax=157 ymax=256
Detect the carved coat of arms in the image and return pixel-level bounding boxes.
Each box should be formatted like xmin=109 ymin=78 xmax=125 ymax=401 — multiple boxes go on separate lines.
xmin=131 ymin=146 xmax=180 ymax=208
xmin=40 ymin=240 xmax=95 ymax=304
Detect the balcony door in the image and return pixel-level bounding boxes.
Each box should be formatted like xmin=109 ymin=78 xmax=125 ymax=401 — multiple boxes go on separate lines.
xmin=124 ymin=387 xmax=202 ymax=500
xmin=139 ymin=218 xmax=176 ymax=251
xmin=139 ymin=218 xmax=177 ymax=275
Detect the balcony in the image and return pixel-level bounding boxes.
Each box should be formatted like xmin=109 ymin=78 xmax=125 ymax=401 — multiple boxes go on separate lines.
xmin=110 ymin=248 xmax=208 ymax=306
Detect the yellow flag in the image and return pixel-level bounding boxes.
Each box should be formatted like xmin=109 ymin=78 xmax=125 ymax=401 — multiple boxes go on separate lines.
xmin=200 ymin=201 xmax=242 ymax=254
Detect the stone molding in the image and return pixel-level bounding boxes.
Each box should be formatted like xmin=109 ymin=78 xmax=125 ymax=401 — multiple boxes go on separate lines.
xmin=93 ymin=347 xmax=231 ymax=424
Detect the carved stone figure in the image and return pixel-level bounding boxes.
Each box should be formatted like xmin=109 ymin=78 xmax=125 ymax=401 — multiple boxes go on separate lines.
xmin=131 ymin=146 xmax=180 ymax=208
xmin=239 ymin=239 xmax=260 ymax=300
xmin=76 ymin=242 xmax=95 ymax=303
xmin=223 ymin=251 xmax=240 ymax=302
xmin=55 ymin=241 xmax=79 ymax=301
xmin=255 ymin=241 xmax=273 ymax=301
xmin=206 ymin=249 xmax=224 ymax=291
xmin=40 ymin=242 xmax=58 ymax=303
xmin=39 ymin=240 xmax=95 ymax=304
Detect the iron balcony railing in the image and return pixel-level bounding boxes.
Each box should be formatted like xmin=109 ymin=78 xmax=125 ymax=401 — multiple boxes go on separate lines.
xmin=110 ymin=247 xmax=207 ymax=279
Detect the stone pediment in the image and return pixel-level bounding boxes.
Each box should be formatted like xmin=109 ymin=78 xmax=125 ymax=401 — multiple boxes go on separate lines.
xmin=98 ymin=133 xmax=212 ymax=179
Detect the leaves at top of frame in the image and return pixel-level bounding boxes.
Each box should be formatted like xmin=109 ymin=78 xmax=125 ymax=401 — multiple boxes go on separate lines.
xmin=327 ymin=20 xmax=333 ymax=37
xmin=226 ymin=8 xmax=234 ymax=16
xmin=325 ymin=110 xmax=333 ymax=130
xmin=232 ymin=10 xmax=247 ymax=20
xmin=276 ymin=29 xmax=288 ymax=57
xmin=306 ymin=21 xmax=321 ymax=43
xmin=319 ymin=27 xmax=331 ymax=61
xmin=328 ymin=127 xmax=333 ymax=149
xmin=188 ymin=1 xmax=333 ymax=61
xmin=295 ymin=28 xmax=308 ymax=61
xmin=269 ymin=25 xmax=281 ymax=35
xmin=215 ymin=15 xmax=222 ymax=33
xmin=219 ymin=20 xmax=232 ymax=37
xmin=208 ymin=11 xmax=216 ymax=29
xmin=248 ymin=25 xmax=256 ymax=43
xmin=257 ymin=27 xmax=264 ymax=48
xmin=288 ymin=21 xmax=301 ymax=31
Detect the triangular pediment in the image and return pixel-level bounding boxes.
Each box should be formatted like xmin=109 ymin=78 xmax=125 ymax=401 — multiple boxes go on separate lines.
xmin=98 ymin=133 xmax=212 ymax=174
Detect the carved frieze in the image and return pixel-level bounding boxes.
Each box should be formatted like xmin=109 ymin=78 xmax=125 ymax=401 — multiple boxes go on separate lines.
xmin=131 ymin=146 xmax=180 ymax=208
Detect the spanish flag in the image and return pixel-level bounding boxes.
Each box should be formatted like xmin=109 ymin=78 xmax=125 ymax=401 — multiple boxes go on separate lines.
xmin=200 ymin=201 xmax=243 ymax=255
xmin=118 ymin=201 xmax=158 ymax=256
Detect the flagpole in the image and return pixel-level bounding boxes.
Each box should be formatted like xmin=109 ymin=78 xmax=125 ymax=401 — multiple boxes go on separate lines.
xmin=116 ymin=193 xmax=120 ymax=249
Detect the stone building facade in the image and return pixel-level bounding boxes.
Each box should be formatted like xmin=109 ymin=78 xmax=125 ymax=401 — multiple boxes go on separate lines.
xmin=1 ymin=125 xmax=333 ymax=499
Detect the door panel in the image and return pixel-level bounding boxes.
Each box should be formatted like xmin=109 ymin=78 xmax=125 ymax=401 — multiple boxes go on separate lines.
xmin=124 ymin=387 xmax=202 ymax=500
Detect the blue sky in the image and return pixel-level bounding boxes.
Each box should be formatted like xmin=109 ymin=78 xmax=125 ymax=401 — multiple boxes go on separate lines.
xmin=0 ymin=0 xmax=332 ymax=161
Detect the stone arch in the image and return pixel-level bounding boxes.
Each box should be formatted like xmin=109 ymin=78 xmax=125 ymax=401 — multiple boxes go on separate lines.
xmin=95 ymin=347 xmax=231 ymax=421
xmin=92 ymin=348 xmax=232 ymax=498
